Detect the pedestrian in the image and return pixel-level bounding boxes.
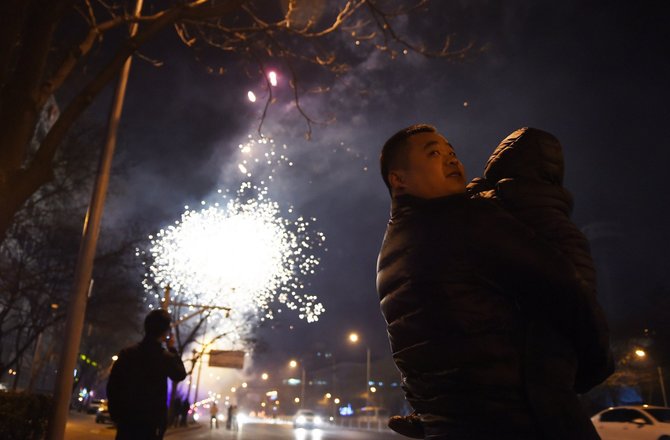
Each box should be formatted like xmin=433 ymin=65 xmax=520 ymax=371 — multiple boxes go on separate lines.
xmin=226 ymin=404 xmax=233 ymax=430
xmin=230 ymin=405 xmax=238 ymax=431
xmin=179 ymin=399 xmax=189 ymax=427
xmin=210 ymin=401 xmax=219 ymax=429
xmin=107 ymin=309 xmax=187 ymax=440
xmin=376 ymin=124 xmax=612 ymax=439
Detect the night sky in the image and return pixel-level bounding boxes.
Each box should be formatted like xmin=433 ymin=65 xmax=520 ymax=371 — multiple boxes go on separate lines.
xmin=81 ymin=1 xmax=669 ymax=369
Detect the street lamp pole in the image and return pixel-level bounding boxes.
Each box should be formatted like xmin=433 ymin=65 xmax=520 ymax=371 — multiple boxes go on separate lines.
xmin=290 ymin=359 xmax=306 ymax=408
xmin=658 ymin=366 xmax=668 ymax=407
xmin=46 ymin=1 xmax=144 ymax=439
xmin=365 ymin=347 xmax=371 ymax=406
xmin=348 ymin=332 xmax=372 ymax=407
xmin=301 ymin=367 xmax=306 ymax=409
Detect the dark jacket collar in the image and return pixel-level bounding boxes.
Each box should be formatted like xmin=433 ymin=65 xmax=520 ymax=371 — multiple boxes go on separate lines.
xmin=139 ymin=337 xmax=163 ymax=349
xmin=391 ymin=193 xmax=468 ymax=219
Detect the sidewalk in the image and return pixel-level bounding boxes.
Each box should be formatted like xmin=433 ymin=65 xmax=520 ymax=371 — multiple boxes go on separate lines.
xmin=164 ymin=422 xmax=203 ymax=437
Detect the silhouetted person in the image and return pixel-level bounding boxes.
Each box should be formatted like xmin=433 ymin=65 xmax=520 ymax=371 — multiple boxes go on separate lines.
xmin=179 ymin=399 xmax=189 ymax=427
xmin=210 ymin=402 xmax=219 ymax=429
xmin=107 ymin=310 xmax=187 ymax=440
xmin=226 ymin=404 xmax=237 ymax=430
xmin=377 ymin=125 xmax=611 ymax=439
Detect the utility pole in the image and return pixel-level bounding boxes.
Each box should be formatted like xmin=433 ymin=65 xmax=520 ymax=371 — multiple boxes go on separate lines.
xmin=300 ymin=366 xmax=306 ymax=408
xmin=659 ymin=366 xmax=668 ymax=407
xmin=46 ymin=1 xmax=144 ymax=438
xmin=365 ymin=347 xmax=371 ymax=406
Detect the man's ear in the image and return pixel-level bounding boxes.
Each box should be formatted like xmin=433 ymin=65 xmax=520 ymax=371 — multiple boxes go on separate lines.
xmin=389 ymin=170 xmax=406 ymax=192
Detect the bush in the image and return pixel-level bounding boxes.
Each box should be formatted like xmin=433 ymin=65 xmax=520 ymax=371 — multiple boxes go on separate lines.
xmin=0 ymin=391 xmax=52 ymax=440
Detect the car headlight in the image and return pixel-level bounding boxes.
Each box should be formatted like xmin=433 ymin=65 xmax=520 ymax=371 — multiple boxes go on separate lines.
xmin=296 ymin=416 xmax=306 ymax=424
xmin=314 ymin=416 xmax=322 ymax=425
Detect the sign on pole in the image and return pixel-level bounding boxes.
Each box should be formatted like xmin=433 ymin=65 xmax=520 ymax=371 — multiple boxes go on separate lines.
xmin=208 ymin=350 xmax=246 ymax=369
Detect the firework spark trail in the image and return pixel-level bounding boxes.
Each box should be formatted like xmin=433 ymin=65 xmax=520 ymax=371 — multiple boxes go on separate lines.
xmin=140 ymin=136 xmax=325 ymax=342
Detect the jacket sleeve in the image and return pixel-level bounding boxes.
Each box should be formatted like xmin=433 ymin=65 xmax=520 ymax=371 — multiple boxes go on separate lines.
xmin=106 ymin=351 xmax=129 ymax=423
xmin=165 ymin=348 xmax=187 ymax=382
xmin=471 ymin=202 xmax=613 ymax=389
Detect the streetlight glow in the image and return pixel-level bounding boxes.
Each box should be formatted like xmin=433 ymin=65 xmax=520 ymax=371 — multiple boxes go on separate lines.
xmin=289 ymin=359 xmax=298 ymax=368
xmin=334 ymin=398 xmax=340 ymax=404
xmin=268 ymin=71 xmax=278 ymax=87
xmin=325 ymin=393 xmax=331 ymax=399
xmin=247 ymin=90 xmax=257 ymax=102
xmin=348 ymin=332 xmax=359 ymax=343
xmin=635 ymin=349 xmax=647 ymax=358
xmin=261 ymin=372 xmax=269 ymax=380
xmin=111 ymin=355 xmax=118 ymax=361
xmin=294 ymin=397 xmax=300 ymax=403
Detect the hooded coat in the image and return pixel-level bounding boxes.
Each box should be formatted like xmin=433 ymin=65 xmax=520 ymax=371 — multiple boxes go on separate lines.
xmin=469 ymin=127 xmax=613 ymax=436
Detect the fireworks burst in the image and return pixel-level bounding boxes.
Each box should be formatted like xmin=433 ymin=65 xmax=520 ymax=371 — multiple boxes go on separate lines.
xmin=140 ymin=136 xmax=325 ymax=339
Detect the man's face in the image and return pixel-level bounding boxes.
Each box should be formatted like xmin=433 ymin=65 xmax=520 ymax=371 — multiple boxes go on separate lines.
xmin=390 ymin=131 xmax=467 ymax=199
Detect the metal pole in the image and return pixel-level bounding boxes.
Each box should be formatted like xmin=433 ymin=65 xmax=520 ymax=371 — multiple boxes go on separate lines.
xmin=366 ymin=347 xmax=371 ymax=429
xmin=193 ymin=317 xmax=209 ymax=406
xmin=46 ymin=2 xmax=144 ymax=438
xmin=300 ymin=367 xmax=306 ymax=408
xmin=365 ymin=347 xmax=370 ymax=406
xmin=163 ymin=285 xmax=171 ymax=311
xmin=659 ymin=366 xmax=668 ymax=407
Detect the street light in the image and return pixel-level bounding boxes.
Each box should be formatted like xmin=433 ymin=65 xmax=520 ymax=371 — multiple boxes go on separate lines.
xmin=633 ymin=348 xmax=667 ymax=406
xmin=347 ymin=332 xmax=371 ymax=406
xmin=289 ymin=359 xmax=306 ymax=408
xmin=261 ymin=372 xmax=269 ymax=381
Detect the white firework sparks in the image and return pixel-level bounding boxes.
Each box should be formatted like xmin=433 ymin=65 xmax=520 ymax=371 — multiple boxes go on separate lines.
xmin=140 ymin=136 xmax=325 ymax=335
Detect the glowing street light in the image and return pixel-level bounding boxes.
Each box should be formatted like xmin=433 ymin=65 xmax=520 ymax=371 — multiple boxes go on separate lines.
xmin=268 ymin=71 xmax=278 ymax=87
xmin=289 ymin=359 xmax=298 ymax=368
xmin=334 ymin=398 xmax=340 ymax=404
xmin=348 ymin=332 xmax=359 ymax=343
xmin=111 ymin=355 xmax=118 ymax=362
xmin=325 ymin=393 xmax=332 ymax=399
xmin=247 ymin=90 xmax=257 ymax=102
xmin=261 ymin=372 xmax=269 ymax=381
xmin=635 ymin=349 xmax=647 ymax=358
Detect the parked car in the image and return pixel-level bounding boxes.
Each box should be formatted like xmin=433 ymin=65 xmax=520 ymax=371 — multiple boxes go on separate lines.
xmin=86 ymin=398 xmax=106 ymax=414
xmin=95 ymin=402 xmax=113 ymax=424
xmin=293 ymin=409 xmax=323 ymax=429
xmin=591 ymin=405 xmax=670 ymax=439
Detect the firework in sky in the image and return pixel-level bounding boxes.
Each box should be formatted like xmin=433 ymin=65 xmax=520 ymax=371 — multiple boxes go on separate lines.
xmin=140 ymin=136 xmax=325 ymax=343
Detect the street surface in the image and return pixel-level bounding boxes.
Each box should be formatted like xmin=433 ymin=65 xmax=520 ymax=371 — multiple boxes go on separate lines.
xmin=65 ymin=411 xmax=400 ymax=440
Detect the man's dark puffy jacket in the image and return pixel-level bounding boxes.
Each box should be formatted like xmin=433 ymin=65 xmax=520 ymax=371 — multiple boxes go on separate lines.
xmin=377 ymin=193 xmax=600 ymax=439
xmin=107 ymin=338 xmax=187 ymax=430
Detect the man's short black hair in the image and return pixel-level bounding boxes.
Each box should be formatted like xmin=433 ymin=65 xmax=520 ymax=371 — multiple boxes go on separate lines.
xmin=144 ymin=309 xmax=172 ymax=338
xmin=380 ymin=124 xmax=437 ymax=192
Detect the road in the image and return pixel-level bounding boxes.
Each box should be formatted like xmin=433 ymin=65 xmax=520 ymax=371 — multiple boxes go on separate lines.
xmin=65 ymin=412 xmax=400 ymax=440
xmin=168 ymin=422 xmax=400 ymax=440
